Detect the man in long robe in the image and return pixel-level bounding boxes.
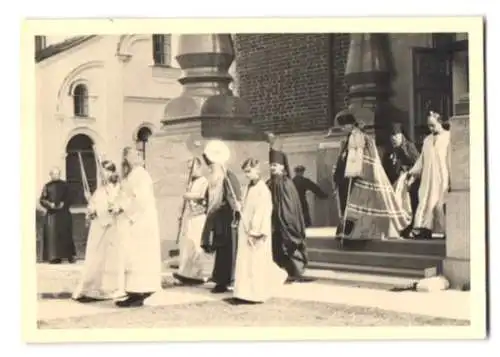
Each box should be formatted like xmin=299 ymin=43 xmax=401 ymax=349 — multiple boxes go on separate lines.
xmin=39 ymin=167 xmax=75 ymax=264
xmin=72 ymin=160 xmax=125 ymax=302
xmin=406 ymin=111 xmax=451 ymax=239
xmin=173 ymin=157 xmax=211 ymax=285
xmin=113 ymin=148 xmax=162 ymax=308
xmin=381 ymin=121 xmax=421 ymax=237
xmin=200 ymin=140 xmax=242 ymax=293
xmin=232 ymin=158 xmax=287 ymax=304
xmin=292 ymin=165 xmax=328 ymax=227
xmin=267 ymin=147 xmax=308 ymax=283
xmin=332 ymin=111 xmax=411 ymax=240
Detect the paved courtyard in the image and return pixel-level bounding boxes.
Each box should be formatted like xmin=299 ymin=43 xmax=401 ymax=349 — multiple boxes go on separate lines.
xmin=36 ymin=263 xmax=471 ymax=328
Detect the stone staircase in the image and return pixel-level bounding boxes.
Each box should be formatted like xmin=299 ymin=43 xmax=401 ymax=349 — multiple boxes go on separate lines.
xmin=305 ymin=227 xmax=446 ymax=280
xmin=163 ymin=227 xmax=446 ymax=289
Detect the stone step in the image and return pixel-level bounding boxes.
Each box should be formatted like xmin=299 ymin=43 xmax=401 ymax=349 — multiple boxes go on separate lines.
xmin=302 ymin=266 xmax=419 ymax=290
xmin=307 ymin=247 xmax=442 ymax=271
xmin=306 ymin=237 xmax=446 ymax=256
xmin=307 ymin=261 xmax=429 ymax=279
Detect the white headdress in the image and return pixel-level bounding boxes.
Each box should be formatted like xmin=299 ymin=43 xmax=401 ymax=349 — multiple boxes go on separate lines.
xmin=203 ymin=139 xmax=231 ymax=165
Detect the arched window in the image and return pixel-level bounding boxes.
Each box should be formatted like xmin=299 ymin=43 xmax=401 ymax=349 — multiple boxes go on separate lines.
xmin=152 ymin=34 xmax=171 ymax=66
xmin=73 ymin=84 xmax=89 ymax=117
xmin=65 ymin=134 xmax=97 ymax=206
xmin=135 ymin=126 xmax=153 ymax=162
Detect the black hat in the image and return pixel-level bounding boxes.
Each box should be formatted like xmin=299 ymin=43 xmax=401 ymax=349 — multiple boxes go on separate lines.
xmin=335 ymin=109 xmax=364 ymax=128
xmin=269 ymin=148 xmax=287 ymax=166
xmin=269 ymin=148 xmax=291 ymax=177
xmin=390 ymin=122 xmax=403 ymax=135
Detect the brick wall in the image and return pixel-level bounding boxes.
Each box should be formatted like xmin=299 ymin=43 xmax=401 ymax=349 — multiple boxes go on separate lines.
xmin=233 ymin=34 xmax=324 ymax=134
xmin=331 ymin=33 xmax=350 ymax=115
xmin=233 ymin=33 xmax=350 ymax=134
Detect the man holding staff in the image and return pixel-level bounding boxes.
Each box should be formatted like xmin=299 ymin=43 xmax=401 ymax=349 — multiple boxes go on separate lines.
xmin=200 ymin=140 xmax=242 ymax=294
xmin=173 ymin=157 xmax=211 ymax=285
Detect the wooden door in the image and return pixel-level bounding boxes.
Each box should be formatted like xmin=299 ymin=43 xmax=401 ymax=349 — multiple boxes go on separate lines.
xmin=411 ymin=47 xmax=453 ymax=149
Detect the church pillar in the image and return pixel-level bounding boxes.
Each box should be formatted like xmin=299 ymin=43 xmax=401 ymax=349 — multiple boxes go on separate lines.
xmin=442 ymin=93 xmax=470 ymax=290
xmin=146 ymin=34 xmax=268 ymax=259
xmin=343 ymin=33 xmax=394 ymax=145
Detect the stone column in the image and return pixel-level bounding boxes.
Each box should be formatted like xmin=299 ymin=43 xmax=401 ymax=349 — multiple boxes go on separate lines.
xmin=442 ymin=93 xmax=470 ymax=290
xmin=343 ymin=34 xmax=393 ymax=144
xmin=146 ymin=34 xmax=269 ymax=259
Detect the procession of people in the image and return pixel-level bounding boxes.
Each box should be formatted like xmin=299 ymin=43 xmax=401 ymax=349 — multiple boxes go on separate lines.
xmin=38 ymin=109 xmax=451 ymax=308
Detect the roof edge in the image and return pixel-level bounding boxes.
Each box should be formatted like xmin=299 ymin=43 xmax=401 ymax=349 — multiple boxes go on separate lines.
xmin=35 ymin=35 xmax=98 ymax=63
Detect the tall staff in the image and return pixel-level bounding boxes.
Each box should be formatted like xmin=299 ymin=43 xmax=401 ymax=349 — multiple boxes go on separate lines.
xmin=176 ymin=158 xmax=196 ymax=245
xmin=77 ymin=151 xmax=91 ymax=203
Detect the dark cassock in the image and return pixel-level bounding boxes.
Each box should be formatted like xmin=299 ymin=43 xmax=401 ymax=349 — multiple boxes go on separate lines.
xmin=381 ymin=121 xmax=421 ymax=236
xmin=39 ymin=178 xmax=76 ymax=263
xmin=200 ymin=145 xmax=242 ymax=293
xmin=267 ymin=148 xmax=308 ymax=282
xmin=332 ymin=111 xmax=412 ymax=240
xmin=292 ymin=165 xmax=328 ymax=227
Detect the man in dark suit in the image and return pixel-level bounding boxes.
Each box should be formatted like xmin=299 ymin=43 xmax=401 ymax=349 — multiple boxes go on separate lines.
xmin=292 ymin=165 xmax=328 ymax=227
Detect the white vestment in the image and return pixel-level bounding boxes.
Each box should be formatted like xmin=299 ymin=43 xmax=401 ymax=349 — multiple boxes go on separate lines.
xmin=233 ymin=180 xmax=287 ymax=302
xmin=119 ymin=166 xmax=162 ymax=293
xmin=72 ymin=183 xmax=125 ymax=300
xmin=177 ymin=176 xmax=212 ymax=280
xmin=410 ymin=131 xmax=451 ymax=234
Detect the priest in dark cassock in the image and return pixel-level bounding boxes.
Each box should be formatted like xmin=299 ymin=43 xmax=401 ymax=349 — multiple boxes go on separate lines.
xmin=200 ymin=140 xmax=242 ymax=293
xmin=39 ymin=167 xmax=76 ymax=264
xmin=266 ymin=136 xmax=310 ymax=283
xmin=381 ymin=120 xmax=421 ymax=237
xmin=332 ymin=110 xmax=411 ymax=240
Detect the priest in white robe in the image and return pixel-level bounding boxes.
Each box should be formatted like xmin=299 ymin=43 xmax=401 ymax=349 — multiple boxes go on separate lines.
xmin=112 ymin=147 xmax=162 ymax=307
xmin=72 ymin=160 xmax=126 ymax=303
xmin=232 ymin=158 xmax=287 ymax=304
xmin=407 ymin=111 xmax=451 ymax=239
xmin=173 ymin=157 xmax=211 ymax=285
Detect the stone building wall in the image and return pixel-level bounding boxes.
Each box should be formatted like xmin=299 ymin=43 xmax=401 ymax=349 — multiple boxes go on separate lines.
xmin=233 ymin=33 xmax=350 ymax=134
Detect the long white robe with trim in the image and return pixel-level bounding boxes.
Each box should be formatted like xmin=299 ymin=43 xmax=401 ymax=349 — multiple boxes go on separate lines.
xmin=177 ymin=176 xmax=212 ymax=280
xmin=118 ymin=166 xmax=162 ymax=293
xmin=233 ymin=180 xmax=287 ymax=302
xmin=72 ymin=183 xmax=125 ymax=300
xmin=410 ymin=130 xmax=451 ymax=234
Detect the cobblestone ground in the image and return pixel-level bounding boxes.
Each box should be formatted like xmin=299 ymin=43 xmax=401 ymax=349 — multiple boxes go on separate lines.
xmin=37 ymin=264 xmax=470 ymax=329
xmin=38 ymin=298 xmax=469 ymax=329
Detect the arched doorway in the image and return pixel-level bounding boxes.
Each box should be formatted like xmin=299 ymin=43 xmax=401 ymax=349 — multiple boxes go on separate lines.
xmin=135 ymin=126 xmax=153 ymax=162
xmin=65 ymin=134 xmax=97 ymax=207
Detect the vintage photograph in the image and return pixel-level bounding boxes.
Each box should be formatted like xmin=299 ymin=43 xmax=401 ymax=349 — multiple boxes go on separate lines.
xmin=23 ymin=18 xmax=486 ymax=341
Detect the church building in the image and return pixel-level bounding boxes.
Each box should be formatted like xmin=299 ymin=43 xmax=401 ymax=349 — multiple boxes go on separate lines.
xmin=35 ymin=32 xmax=472 ymax=288
xmin=35 ymin=34 xmax=183 ymax=253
